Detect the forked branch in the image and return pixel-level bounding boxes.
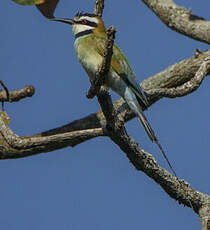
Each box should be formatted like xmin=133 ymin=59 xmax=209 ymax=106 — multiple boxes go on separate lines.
xmin=86 ymin=14 xmax=207 ymax=215
xmin=0 ymin=50 xmax=210 ymax=159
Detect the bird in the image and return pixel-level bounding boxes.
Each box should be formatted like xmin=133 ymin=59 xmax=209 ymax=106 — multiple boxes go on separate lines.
xmin=50 ymin=12 xmax=176 ymax=176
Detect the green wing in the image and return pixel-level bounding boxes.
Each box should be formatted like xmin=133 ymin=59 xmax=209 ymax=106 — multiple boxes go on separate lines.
xmin=93 ymin=36 xmax=148 ymax=107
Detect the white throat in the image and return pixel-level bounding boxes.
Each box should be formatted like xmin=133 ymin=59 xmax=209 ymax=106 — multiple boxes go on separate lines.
xmin=72 ymin=24 xmax=93 ymax=36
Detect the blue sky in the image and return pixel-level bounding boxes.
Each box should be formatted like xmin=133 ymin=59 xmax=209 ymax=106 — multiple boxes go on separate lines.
xmin=1 ymin=0 xmax=210 ymax=229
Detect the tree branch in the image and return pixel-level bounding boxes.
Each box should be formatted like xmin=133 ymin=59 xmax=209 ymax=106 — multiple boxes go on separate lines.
xmin=143 ymin=50 xmax=210 ymax=105
xmin=93 ymin=87 xmax=206 ymax=214
xmin=199 ymin=198 xmax=210 ymax=230
xmin=146 ymin=56 xmax=210 ymax=98
xmin=94 ymin=0 xmax=104 ymax=17
xmin=85 ymin=14 xmax=208 ymax=215
xmin=5 ymin=0 xmax=210 ymax=228
xmin=0 ymin=85 xmax=35 ymax=102
xmin=1 ymin=50 xmax=210 ymax=159
xmin=86 ymin=26 xmax=116 ymax=99
xmin=104 ymin=125 xmax=205 ymax=213
xmin=142 ymin=0 xmax=210 ymax=44
xmin=0 ymin=118 xmax=104 ymax=159
xmin=2 ymin=2 xmax=210 ymax=223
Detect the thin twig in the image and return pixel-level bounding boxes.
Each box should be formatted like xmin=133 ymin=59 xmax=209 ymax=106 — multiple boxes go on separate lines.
xmin=0 ymin=80 xmax=10 ymax=111
xmin=94 ymin=0 xmax=104 ymax=17
xmin=86 ymin=26 xmax=116 ymax=99
xmin=0 ymin=85 xmax=35 ymax=102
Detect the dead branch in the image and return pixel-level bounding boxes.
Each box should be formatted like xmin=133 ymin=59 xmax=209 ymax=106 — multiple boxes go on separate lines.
xmin=142 ymin=0 xmax=210 ymax=44
xmin=146 ymin=56 xmax=210 ymax=98
xmin=86 ymin=26 xmax=116 ymax=99
xmin=0 ymin=85 xmax=35 ymax=102
xmin=1 ymin=50 xmax=210 ymax=160
xmin=94 ymin=0 xmax=104 ymax=17
xmin=3 ymin=1 xmax=210 ymax=228
xmin=84 ymin=16 xmax=207 ymax=215
xmin=0 ymin=117 xmax=103 ymax=159
xmin=199 ymin=198 xmax=210 ymax=230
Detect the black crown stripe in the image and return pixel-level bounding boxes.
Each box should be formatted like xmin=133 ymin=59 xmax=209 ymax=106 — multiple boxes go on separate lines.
xmin=75 ymin=12 xmax=97 ymax=18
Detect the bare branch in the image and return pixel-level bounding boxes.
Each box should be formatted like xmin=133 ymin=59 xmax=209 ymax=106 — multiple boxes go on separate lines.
xmin=85 ymin=13 xmax=206 ymax=214
xmin=146 ymin=56 xmax=210 ymax=98
xmin=87 ymin=21 xmax=122 ymax=136
xmin=5 ymin=1 xmax=210 ymax=227
xmin=199 ymin=198 xmax=210 ymax=230
xmin=96 ymin=88 xmax=204 ymax=213
xmin=0 ymin=118 xmax=104 ymax=159
xmin=0 ymin=85 xmax=35 ymax=102
xmin=143 ymin=50 xmax=210 ymax=105
xmin=0 ymin=80 xmax=10 ymax=111
xmin=94 ymin=0 xmax=104 ymax=17
xmin=0 ymin=81 xmax=10 ymax=102
xmin=105 ymin=126 xmax=204 ymax=213
xmin=142 ymin=0 xmax=210 ymax=44
xmin=1 ymin=50 xmax=209 ymax=159
xmin=0 ymin=41 xmax=209 ymax=219
xmin=92 ymin=87 xmax=206 ymax=214
xmin=86 ymin=26 xmax=116 ymax=98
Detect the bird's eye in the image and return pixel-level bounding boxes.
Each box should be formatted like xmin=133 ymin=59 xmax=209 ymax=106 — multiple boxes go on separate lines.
xmin=81 ymin=19 xmax=87 ymax=24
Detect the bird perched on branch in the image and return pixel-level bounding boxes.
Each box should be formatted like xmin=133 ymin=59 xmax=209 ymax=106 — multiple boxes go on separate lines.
xmin=51 ymin=12 xmax=176 ymax=176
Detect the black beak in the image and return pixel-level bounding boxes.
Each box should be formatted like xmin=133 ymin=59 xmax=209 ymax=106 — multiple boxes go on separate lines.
xmin=50 ymin=18 xmax=74 ymax=25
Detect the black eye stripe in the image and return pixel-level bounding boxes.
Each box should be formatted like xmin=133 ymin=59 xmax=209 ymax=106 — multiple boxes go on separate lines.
xmin=77 ymin=20 xmax=97 ymax=27
xmin=86 ymin=21 xmax=97 ymax=27
xmin=87 ymin=21 xmax=97 ymax=27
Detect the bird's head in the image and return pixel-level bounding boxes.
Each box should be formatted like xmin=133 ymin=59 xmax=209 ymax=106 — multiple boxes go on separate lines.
xmin=51 ymin=12 xmax=106 ymax=38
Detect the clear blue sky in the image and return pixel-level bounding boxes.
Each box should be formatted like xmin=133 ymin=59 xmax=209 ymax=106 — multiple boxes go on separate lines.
xmin=1 ymin=0 xmax=210 ymax=229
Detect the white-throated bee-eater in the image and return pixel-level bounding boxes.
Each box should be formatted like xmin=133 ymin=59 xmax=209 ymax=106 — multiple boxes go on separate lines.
xmin=51 ymin=12 xmax=176 ymax=176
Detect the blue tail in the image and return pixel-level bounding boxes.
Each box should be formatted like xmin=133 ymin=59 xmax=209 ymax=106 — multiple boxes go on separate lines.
xmin=125 ymin=87 xmax=177 ymax=177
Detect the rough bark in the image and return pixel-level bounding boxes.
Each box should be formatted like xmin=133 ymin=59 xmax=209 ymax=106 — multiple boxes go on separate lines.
xmin=142 ymin=0 xmax=210 ymax=45
xmin=1 ymin=49 xmax=210 ymax=159
xmin=2 ymin=0 xmax=210 ymax=229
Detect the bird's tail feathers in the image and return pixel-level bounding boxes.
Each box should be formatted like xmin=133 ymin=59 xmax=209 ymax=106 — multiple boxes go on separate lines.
xmin=123 ymin=87 xmax=177 ymax=176
xmin=137 ymin=112 xmax=156 ymax=142
xmin=137 ymin=111 xmax=177 ymax=177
